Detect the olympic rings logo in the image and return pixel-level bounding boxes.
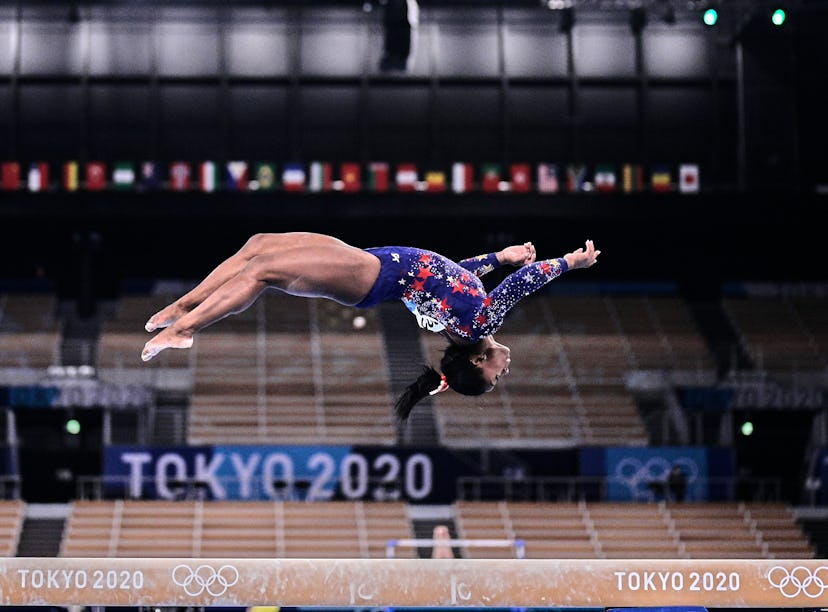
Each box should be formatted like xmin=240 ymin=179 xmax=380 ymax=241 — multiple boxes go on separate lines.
xmin=767 ymin=565 xmax=828 ymax=598
xmin=172 ymin=564 xmax=240 ymax=597
xmin=611 ymin=456 xmax=698 ymax=500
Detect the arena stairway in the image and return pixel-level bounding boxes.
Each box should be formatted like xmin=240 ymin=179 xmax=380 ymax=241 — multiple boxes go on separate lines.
xmin=686 ymin=298 xmax=754 ymax=376
xmin=796 ymin=513 xmax=828 ymax=557
xmin=59 ymin=300 xmax=100 ymax=367
xmin=17 ymin=518 xmax=64 ymax=556
xmin=378 ymin=302 xmax=439 ymax=445
xmin=634 ymin=394 xmax=681 ymax=446
xmin=15 ymin=505 xmax=68 ymax=557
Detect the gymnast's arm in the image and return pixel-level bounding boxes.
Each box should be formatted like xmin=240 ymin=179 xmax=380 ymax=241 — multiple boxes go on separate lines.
xmin=475 ymin=240 xmax=600 ymax=336
xmin=475 ymin=258 xmax=568 ymax=336
xmin=457 ymin=241 xmax=537 ymax=278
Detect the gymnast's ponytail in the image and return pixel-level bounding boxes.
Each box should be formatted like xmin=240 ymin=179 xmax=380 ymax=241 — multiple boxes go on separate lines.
xmin=394 ymin=342 xmax=490 ymax=423
xmin=394 ymin=366 xmax=444 ymax=423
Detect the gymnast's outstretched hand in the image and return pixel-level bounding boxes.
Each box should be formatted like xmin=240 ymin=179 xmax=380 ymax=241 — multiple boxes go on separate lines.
xmin=564 ymin=239 xmax=601 ymax=270
xmin=497 ymin=241 xmax=537 ymax=266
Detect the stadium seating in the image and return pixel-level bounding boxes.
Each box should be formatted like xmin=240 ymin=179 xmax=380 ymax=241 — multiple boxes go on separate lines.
xmin=187 ymin=297 xmax=396 ymax=445
xmin=60 ymin=499 xmax=414 ymax=558
xmin=1 ymin=288 xmax=824 ymax=563
xmin=45 ymin=499 xmax=824 ymax=560
xmin=0 ymin=500 xmax=25 ymax=556
xmin=453 ymin=500 xmax=814 ymax=559
xmin=724 ymin=295 xmax=827 ymax=373
xmin=0 ymin=293 xmax=61 ymax=368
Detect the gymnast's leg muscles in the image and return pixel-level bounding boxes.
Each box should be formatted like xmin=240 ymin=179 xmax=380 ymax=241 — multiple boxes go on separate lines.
xmin=144 ymin=233 xmax=273 ymax=331
xmin=141 ymin=261 xmax=269 ymax=361
xmin=144 ymin=232 xmax=344 ymax=331
xmin=140 ymin=242 xmax=379 ymax=362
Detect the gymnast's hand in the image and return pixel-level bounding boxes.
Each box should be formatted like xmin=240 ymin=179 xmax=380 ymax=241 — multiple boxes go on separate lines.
xmin=564 ymin=239 xmax=601 ymax=270
xmin=497 ymin=241 xmax=537 ymax=266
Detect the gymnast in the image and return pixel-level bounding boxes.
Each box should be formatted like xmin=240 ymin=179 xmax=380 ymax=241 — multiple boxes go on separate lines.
xmin=141 ymin=232 xmax=600 ymax=421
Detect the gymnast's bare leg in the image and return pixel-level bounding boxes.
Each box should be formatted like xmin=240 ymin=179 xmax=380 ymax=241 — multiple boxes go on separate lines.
xmin=141 ymin=233 xmax=380 ymax=362
xmin=145 ymin=232 xmax=366 ymax=331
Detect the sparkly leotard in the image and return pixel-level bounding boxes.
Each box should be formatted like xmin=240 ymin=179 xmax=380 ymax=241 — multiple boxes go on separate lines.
xmin=355 ymin=246 xmax=568 ymax=341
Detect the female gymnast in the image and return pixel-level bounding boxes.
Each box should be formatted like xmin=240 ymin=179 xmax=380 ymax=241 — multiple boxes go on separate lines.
xmin=141 ymin=232 xmax=600 ymax=421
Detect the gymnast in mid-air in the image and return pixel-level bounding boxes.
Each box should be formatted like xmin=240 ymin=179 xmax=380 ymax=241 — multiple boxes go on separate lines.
xmin=141 ymin=232 xmax=600 ymax=420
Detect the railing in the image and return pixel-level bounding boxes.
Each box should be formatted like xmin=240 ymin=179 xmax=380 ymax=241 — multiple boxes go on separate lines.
xmin=74 ymin=473 xmax=784 ymax=503
xmin=455 ymin=475 xmax=784 ymax=503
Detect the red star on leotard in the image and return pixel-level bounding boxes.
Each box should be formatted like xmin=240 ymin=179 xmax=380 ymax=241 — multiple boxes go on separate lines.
xmin=417 ymin=267 xmax=435 ymax=280
xmin=412 ymin=279 xmax=426 ymax=292
xmin=451 ymin=280 xmax=465 ymax=293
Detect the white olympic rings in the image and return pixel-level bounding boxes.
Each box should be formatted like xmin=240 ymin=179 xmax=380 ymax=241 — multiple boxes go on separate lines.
xmin=612 ymin=456 xmax=699 ymax=499
xmin=767 ymin=565 xmax=828 ymax=598
xmin=172 ymin=564 xmax=240 ymax=597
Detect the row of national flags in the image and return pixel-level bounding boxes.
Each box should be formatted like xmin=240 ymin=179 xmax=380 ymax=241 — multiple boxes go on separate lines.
xmin=0 ymin=160 xmax=701 ymax=194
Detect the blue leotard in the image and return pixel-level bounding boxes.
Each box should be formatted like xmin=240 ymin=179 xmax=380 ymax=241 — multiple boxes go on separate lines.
xmin=356 ymin=246 xmax=568 ymax=341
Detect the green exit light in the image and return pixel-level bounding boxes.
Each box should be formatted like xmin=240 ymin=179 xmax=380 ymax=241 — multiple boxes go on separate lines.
xmin=703 ymin=8 xmax=718 ymax=26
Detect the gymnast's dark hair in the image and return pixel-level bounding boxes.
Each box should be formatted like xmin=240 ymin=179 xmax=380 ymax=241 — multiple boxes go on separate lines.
xmin=394 ymin=341 xmax=489 ymax=422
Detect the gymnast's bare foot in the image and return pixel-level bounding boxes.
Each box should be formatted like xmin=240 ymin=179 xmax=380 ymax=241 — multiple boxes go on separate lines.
xmin=141 ymin=329 xmax=194 ymax=362
xmin=145 ymin=304 xmax=187 ymax=332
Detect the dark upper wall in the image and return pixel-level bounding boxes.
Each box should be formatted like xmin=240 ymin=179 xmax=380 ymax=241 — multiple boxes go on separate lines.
xmin=0 ymin=1 xmax=825 ymax=293
xmin=1 ymin=2 xmax=815 ymax=189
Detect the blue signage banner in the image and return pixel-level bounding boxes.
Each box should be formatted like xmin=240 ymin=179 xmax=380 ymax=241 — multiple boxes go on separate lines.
xmin=580 ymin=447 xmax=733 ymax=502
xmin=0 ymin=382 xmax=152 ymax=409
xmin=106 ymin=445 xmax=740 ymax=504
xmin=678 ymin=383 xmax=826 ymax=411
xmin=103 ymin=445 xmax=215 ymax=499
xmin=106 ymin=445 xmax=463 ymax=502
xmin=103 ymin=445 xmax=581 ymax=503
xmin=605 ymin=447 xmax=707 ymax=502
xmin=212 ymin=444 xmax=354 ymax=500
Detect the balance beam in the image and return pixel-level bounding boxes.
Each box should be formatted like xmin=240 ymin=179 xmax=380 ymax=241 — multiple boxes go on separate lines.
xmin=2 ymin=557 xmax=826 ymax=607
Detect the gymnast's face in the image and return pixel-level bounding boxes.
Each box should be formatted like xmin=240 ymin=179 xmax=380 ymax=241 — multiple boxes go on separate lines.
xmin=473 ymin=338 xmax=511 ymax=392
